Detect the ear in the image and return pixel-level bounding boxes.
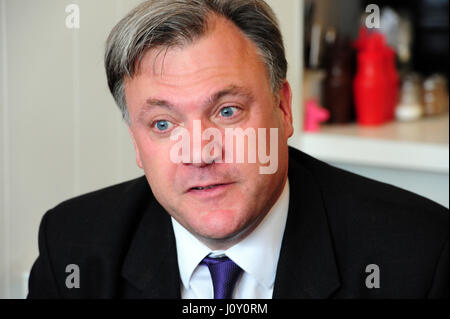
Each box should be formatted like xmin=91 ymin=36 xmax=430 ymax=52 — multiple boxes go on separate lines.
xmin=128 ymin=126 xmax=144 ymax=169
xmin=277 ymin=80 xmax=294 ymax=139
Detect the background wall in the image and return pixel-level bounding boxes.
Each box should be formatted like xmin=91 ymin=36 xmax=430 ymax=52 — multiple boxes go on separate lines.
xmin=0 ymin=0 xmax=144 ymax=299
xmin=0 ymin=0 xmax=303 ymax=298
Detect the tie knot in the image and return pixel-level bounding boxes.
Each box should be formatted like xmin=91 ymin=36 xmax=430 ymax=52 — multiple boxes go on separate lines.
xmin=201 ymin=256 xmax=242 ymax=299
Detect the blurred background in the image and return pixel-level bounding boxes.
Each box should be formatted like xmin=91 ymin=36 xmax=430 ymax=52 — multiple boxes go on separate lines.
xmin=0 ymin=0 xmax=448 ymax=298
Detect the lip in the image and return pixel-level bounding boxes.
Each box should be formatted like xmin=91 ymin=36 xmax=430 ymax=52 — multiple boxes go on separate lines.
xmin=186 ymin=182 xmax=235 ymax=198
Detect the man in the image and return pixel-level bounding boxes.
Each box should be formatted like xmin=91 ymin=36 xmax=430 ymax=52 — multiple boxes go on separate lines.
xmin=28 ymin=0 xmax=448 ymax=299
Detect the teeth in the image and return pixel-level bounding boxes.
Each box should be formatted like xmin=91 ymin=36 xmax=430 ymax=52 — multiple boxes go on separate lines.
xmin=194 ymin=185 xmax=216 ymax=190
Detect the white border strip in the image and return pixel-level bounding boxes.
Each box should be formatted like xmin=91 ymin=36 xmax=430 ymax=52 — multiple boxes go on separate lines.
xmin=72 ymin=4 xmax=80 ymax=195
xmin=1 ymin=0 xmax=11 ymax=298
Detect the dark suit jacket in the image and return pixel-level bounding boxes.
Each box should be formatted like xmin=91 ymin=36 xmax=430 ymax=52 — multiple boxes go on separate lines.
xmin=27 ymin=147 xmax=449 ymax=298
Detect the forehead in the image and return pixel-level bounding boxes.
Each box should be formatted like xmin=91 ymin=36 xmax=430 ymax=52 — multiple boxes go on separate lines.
xmin=131 ymin=16 xmax=268 ymax=89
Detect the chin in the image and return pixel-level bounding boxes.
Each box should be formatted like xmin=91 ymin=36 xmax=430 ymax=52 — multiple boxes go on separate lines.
xmin=189 ymin=208 xmax=251 ymax=241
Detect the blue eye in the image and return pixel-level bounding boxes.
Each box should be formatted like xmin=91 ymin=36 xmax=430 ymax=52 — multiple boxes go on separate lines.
xmin=220 ymin=106 xmax=236 ymax=118
xmin=155 ymin=120 xmax=172 ymax=131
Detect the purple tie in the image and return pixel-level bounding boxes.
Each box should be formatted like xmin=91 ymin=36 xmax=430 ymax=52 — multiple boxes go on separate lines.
xmin=201 ymin=256 xmax=243 ymax=299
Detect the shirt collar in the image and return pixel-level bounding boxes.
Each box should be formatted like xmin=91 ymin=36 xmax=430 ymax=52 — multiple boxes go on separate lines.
xmin=172 ymin=179 xmax=290 ymax=290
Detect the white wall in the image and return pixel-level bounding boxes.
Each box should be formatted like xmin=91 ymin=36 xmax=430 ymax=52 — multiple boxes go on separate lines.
xmin=266 ymin=0 xmax=304 ymax=134
xmin=0 ymin=0 xmax=144 ymax=299
xmin=0 ymin=0 xmax=304 ymax=298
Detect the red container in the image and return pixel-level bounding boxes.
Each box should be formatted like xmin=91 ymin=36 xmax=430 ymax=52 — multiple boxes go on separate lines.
xmin=353 ymin=32 xmax=400 ymax=126
xmin=354 ymin=45 xmax=386 ymax=126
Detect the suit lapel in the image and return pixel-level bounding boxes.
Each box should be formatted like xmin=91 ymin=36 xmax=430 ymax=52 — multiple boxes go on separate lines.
xmin=273 ymin=149 xmax=341 ymax=298
xmin=120 ymin=178 xmax=180 ymax=299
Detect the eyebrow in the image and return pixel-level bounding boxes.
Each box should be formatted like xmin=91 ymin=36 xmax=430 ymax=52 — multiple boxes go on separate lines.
xmin=138 ymin=85 xmax=255 ymax=121
xmin=205 ymin=85 xmax=255 ymax=108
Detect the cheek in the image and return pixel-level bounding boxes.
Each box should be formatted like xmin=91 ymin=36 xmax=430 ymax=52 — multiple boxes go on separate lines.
xmin=135 ymin=130 xmax=171 ymax=164
xmin=253 ymin=101 xmax=280 ymax=127
xmin=136 ymin=136 xmax=178 ymax=187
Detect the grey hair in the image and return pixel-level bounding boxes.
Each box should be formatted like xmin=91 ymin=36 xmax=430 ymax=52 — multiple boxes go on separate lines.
xmin=105 ymin=0 xmax=287 ymax=123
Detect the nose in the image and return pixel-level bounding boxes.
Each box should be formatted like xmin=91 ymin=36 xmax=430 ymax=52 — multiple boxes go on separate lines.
xmin=185 ymin=119 xmax=223 ymax=168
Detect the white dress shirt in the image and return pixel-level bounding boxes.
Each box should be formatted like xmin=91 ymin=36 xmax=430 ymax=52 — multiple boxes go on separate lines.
xmin=171 ymin=179 xmax=290 ymax=299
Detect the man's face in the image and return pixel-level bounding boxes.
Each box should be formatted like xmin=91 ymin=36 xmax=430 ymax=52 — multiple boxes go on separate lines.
xmin=125 ymin=16 xmax=293 ymax=249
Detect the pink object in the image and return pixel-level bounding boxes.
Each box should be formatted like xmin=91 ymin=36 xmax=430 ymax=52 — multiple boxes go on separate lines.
xmin=304 ymin=99 xmax=330 ymax=132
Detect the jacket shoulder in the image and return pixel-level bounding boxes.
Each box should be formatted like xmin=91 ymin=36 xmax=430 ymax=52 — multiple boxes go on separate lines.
xmin=43 ymin=176 xmax=152 ymax=245
xmin=289 ymin=147 xmax=448 ymax=297
xmin=289 ymin=146 xmax=448 ymax=227
xmin=29 ymin=176 xmax=154 ymax=298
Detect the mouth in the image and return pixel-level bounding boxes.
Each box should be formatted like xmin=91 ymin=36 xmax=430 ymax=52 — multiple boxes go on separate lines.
xmin=186 ymin=182 xmax=235 ymax=195
xmin=188 ymin=182 xmax=233 ymax=191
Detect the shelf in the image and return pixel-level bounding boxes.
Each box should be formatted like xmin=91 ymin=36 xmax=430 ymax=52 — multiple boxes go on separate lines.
xmin=289 ymin=114 xmax=449 ymax=173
